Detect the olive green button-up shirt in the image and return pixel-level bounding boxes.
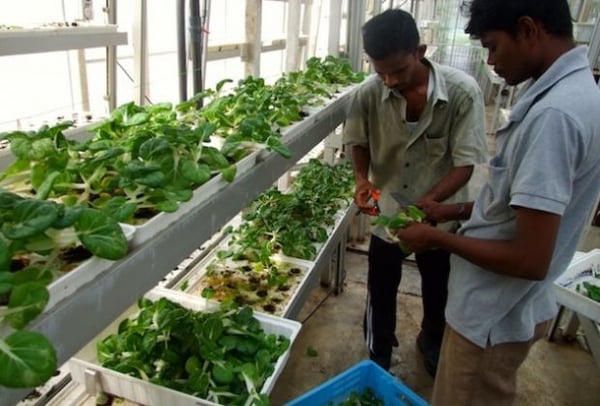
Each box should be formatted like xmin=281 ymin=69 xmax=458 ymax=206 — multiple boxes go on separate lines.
xmin=343 ymin=59 xmax=487 ymax=238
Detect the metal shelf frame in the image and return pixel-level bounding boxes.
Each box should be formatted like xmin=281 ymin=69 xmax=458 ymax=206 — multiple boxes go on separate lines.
xmin=0 ymin=86 xmax=354 ymax=405
xmin=283 ymin=203 xmax=357 ymax=319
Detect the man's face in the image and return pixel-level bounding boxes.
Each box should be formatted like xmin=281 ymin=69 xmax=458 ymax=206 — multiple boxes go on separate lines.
xmin=371 ymin=50 xmax=421 ymax=91
xmin=480 ymin=30 xmax=533 ymax=86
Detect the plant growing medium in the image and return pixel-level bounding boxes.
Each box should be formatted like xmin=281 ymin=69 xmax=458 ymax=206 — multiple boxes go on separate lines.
xmin=195 ymin=257 xmax=307 ymax=315
xmin=97 ymin=297 xmax=290 ymax=406
xmin=0 ymin=190 xmax=129 ymax=388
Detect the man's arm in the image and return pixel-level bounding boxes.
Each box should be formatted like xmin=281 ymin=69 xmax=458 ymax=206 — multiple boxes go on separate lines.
xmin=351 ymin=145 xmax=370 ymax=186
xmin=351 ymin=145 xmax=378 ymax=213
xmin=417 ymin=165 xmax=474 ymax=203
xmin=397 ymin=206 xmax=561 ymax=280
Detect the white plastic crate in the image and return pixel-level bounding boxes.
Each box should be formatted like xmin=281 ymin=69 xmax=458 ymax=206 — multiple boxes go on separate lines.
xmin=68 ymin=287 xmax=301 ymax=406
xmin=553 ymin=249 xmax=600 ymax=323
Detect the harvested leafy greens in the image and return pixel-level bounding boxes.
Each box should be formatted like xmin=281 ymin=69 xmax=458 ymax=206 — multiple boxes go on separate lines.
xmin=97 ymin=297 xmax=290 ymax=406
xmin=371 ymin=205 xmax=426 ymax=254
xmin=334 ymin=388 xmax=384 ymax=406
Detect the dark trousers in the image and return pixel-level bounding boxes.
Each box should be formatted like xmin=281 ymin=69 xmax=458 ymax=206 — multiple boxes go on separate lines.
xmin=364 ymin=235 xmax=450 ymax=369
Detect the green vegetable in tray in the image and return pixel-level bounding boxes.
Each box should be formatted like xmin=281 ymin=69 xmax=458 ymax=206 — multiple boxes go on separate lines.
xmin=579 ymin=281 xmax=600 ymax=302
xmin=97 ymin=297 xmax=290 ymax=406
xmin=332 ymin=388 xmax=384 ymax=406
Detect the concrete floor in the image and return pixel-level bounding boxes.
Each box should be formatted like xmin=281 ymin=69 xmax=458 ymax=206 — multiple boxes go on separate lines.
xmin=270 ymin=246 xmax=600 ymax=405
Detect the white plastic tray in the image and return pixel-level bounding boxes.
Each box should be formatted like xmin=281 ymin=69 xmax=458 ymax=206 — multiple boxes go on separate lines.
xmin=171 ymin=243 xmax=316 ymax=317
xmin=553 ymin=249 xmax=600 ymax=323
xmin=68 ymin=287 xmax=301 ymax=406
xmin=130 ymin=150 xmax=258 ymax=246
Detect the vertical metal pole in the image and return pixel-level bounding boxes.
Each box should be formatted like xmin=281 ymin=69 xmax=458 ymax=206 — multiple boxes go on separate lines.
xmin=278 ymin=0 xmax=302 ymax=191
xmin=133 ymin=0 xmax=148 ymax=105
xmin=413 ymin=0 xmax=421 ymax=21
xmin=189 ymin=0 xmax=204 ymax=105
xmin=244 ymin=0 xmax=262 ymax=77
xmin=347 ymin=0 xmax=366 ymax=71
xmin=328 ymin=0 xmax=342 ymax=56
xmin=77 ymin=50 xmax=90 ymax=112
xmin=587 ymin=16 xmax=600 ymax=71
xmin=176 ymin=0 xmax=187 ymax=102
xmin=106 ymin=0 xmax=117 ymax=110
xmin=201 ymin=0 xmax=211 ymax=90
xmin=285 ymin=0 xmax=302 ymax=72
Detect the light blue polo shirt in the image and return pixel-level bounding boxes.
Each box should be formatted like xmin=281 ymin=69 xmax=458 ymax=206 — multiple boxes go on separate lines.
xmin=446 ymin=46 xmax=600 ymax=348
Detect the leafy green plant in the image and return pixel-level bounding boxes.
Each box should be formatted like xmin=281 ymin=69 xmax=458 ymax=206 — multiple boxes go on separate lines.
xmin=576 ymin=280 xmax=600 ymax=303
xmin=0 ymin=190 xmax=129 ymax=388
xmin=97 ymin=297 xmax=289 ymax=405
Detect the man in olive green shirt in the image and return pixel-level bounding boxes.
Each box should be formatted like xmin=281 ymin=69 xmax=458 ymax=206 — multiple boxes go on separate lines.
xmin=343 ymin=9 xmax=487 ymax=375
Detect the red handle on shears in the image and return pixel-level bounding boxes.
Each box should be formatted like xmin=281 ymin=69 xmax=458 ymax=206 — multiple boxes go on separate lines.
xmin=364 ymin=189 xmax=381 ymax=216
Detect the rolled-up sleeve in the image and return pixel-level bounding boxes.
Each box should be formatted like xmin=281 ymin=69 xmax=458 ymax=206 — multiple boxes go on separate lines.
xmin=450 ymin=80 xmax=488 ymax=167
xmin=343 ymin=83 xmax=371 ymax=148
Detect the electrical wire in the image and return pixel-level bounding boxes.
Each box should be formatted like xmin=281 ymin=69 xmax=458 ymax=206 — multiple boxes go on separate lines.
xmin=301 ymin=288 xmax=334 ymax=324
xmin=115 ymin=60 xmax=153 ymax=105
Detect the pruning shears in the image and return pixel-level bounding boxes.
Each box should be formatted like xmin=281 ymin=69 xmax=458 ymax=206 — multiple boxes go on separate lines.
xmin=363 ymin=189 xmax=381 ymax=216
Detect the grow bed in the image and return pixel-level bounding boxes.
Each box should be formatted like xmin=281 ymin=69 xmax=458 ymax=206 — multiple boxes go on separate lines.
xmin=69 ymin=287 xmax=301 ymax=406
xmin=172 ymin=250 xmax=314 ymax=317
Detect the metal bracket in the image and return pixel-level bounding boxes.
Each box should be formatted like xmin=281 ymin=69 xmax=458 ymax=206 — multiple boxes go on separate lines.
xmin=83 ymin=369 xmax=101 ymax=397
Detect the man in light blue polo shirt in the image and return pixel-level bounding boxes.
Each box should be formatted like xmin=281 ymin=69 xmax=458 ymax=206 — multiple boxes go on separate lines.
xmin=397 ymin=0 xmax=600 ymax=404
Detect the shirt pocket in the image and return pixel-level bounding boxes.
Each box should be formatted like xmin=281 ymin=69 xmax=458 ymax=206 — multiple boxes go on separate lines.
xmin=423 ymin=132 xmax=449 ymax=161
xmin=482 ymin=156 xmax=514 ymax=223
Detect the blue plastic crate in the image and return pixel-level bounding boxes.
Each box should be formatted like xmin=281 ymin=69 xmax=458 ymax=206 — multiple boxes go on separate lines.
xmin=284 ymin=360 xmax=429 ymax=406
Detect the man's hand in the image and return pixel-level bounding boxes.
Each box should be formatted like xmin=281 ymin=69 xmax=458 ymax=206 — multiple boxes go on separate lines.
xmin=415 ymin=199 xmax=454 ymax=223
xmin=395 ymin=222 xmax=440 ymax=253
xmin=354 ymin=179 xmax=379 ymax=215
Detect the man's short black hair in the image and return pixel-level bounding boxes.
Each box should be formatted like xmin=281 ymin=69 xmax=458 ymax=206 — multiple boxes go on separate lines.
xmin=362 ymin=9 xmax=420 ymax=60
xmin=462 ymin=0 xmax=573 ymax=39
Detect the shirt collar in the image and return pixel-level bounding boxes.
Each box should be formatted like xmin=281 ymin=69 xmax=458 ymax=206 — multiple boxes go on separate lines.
xmin=380 ymin=58 xmax=449 ymax=109
xmin=509 ymin=46 xmax=591 ymax=122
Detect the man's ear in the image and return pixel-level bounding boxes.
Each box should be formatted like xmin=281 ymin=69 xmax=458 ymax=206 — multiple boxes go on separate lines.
xmin=417 ymin=44 xmax=427 ymax=60
xmin=516 ymin=16 xmax=541 ymax=41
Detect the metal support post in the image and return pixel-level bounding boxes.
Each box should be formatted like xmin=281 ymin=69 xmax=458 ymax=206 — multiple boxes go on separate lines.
xmin=132 ymin=0 xmax=148 ymax=105
xmin=328 ymin=0 xmax=342 ymax=56
xmin=347 ymin=0 xmax=366 ymax=71
xmin=244 ymin=0 xmax=262 ymax=77
xmin=106 ymin=0 xmax=118 ymax=111
xmin=578 ymin=316 xmax=600 ymax=367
